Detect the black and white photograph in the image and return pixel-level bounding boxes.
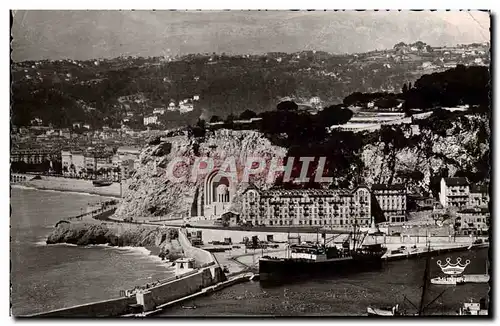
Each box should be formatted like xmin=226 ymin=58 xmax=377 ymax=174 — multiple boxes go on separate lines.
xmin=9 ymin=9 xmax=491 ymax=318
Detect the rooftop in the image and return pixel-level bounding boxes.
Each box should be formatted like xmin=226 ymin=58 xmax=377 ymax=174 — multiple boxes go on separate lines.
xmin=458 ymin=207 xmax=489 ymax=214
xmin=371 ymin=184 xmax=406 ymax=191
xmin=470 ymin=184 xmax=489 ymax=193
xmin=444 ymin=177 xmax=469 ymax=186
xmin=259 ymin=187 xmax=369 ymax=198
xmin=117 ymin=146 xmax=141 ymax=154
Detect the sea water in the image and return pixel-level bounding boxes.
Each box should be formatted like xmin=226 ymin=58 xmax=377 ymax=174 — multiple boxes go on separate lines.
xmin=158 ymin=247 xmax=490 ymax=316
xmin=10 ymin=187 xmax=174 ymax=316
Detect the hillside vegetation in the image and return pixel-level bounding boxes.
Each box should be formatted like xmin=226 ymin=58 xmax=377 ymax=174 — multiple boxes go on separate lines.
xmin=12 ymin=48 xmax=480 ymax=129
xmin=113 ymin=65 xmax=490 ymax=219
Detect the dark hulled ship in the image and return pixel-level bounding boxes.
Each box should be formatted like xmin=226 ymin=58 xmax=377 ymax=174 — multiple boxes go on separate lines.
xmin=259 ymin=241 xmax=387 ymax=282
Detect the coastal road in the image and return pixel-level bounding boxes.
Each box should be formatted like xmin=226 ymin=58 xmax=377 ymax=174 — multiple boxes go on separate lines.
xmin=96 ymin=213 xmax=355 ymax=235
xmin=230 ymin=248 xmax=287 ymax=271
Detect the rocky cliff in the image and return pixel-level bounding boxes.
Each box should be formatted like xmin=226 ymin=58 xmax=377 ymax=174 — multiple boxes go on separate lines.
xmin=114 ymin=129 xmax=287 ymax=219
xmin=46 ymin=221 xmax=184 ymax=260
xmin=361 ymin=113 xmax=490 ymax=195
xmin=114 ymin=112 xmax=490 ymax=219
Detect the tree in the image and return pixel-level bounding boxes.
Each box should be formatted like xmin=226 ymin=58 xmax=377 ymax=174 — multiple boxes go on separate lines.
xmin=196 ymin=118 xmax=206 ymax=130
xmin=402 ymin=83 xmax=408 ymax=94
xmin=210 ymin=115 xmax=222 ymax=123
xmin=239 ymin=109 xmax=257 ymax=120
xmin=225 ymin=114 xmax=236 ymax=124
xmin=316 ymin=105 xmax=353 ymax=126
xmin=276 ymin=101 xmax=298 ymax=112
xmin=393 ymin=42 xmax=406 ymax=49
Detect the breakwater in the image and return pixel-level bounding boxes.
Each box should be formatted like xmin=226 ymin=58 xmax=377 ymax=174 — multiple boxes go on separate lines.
xmin=138 ymin=272 xmax=254 ymax=317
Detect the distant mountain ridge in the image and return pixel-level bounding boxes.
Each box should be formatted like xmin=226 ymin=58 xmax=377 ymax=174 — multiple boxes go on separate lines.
xmin=11 ymin=10 xmax=490 ymax=61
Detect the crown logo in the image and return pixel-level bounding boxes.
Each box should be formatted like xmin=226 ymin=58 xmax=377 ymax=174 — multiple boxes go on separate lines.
xmin=436 ymin=257 xmax=470 ymax=275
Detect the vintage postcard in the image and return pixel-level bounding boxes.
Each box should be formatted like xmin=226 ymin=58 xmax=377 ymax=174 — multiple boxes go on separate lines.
xmin=10 ymin=10 xmax=491 ymax=317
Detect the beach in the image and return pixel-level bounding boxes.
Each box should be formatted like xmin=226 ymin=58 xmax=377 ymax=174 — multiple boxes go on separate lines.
xmin=11 ymin=174 xmax=122 ymax=197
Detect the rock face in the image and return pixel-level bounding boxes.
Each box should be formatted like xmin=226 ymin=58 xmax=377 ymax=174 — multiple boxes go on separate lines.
xmin=114 ymin=129 xmax=287 ymax=219
xmin=46 ymin=221 xmax=184 ymax=261
xmin=361 ymin=114 xmax=490 ymax=195
xmin=115 ymin=113 xmax=489 ymax=219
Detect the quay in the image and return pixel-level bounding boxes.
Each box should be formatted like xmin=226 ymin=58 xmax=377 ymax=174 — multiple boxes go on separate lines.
xmin=125 ymin=272 xmax=256 ymax=317
xmin=382 ymin=243 xmax=488 ymax=261
xmin=27 ymin=209 xmax=489 ymax=317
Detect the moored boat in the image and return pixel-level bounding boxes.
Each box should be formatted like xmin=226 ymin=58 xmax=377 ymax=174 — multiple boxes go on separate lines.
xmin=367 ymin=304 xmax=401 ymax=316
xmin=259 ymin=232 xmax=387 ymax=282
xmin=93 ymin=179 xmax=113 ymax=187
xmin=430 ymin=275 xmax=465 ymax=285
xmin=259 ymin=243 xmax=359 ymax=281
xmin=352 ymin=243 xmax=387 ymax=262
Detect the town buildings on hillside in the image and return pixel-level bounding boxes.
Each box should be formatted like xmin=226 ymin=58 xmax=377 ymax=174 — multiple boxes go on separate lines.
xmin=439 ymin=177 xmax=489 ymax=209
xmin=61 ymin=146 xmax=141 ymax=181
xmin=439 ymin=177 xmax=490 ymax=235
xmin=10 ymin=149 xmax=60 ymax=165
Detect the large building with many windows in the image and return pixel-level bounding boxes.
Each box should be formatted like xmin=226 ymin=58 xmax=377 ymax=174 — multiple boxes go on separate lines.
xmin=371 ymin=184 xmax=407 ymax=223
xmin=456 ymin=207 xmax=489 ymax=235
xmin=241 ymin=186 xmax=372 ymax=228
xmin=11 ymin=149 xmax=60 ymax=164
xmin=468 ymin=184 xmax=489 ymax=208
xmin=439 ymin=177 xmax=489 ymax=210
xmin=439 ymin=177 xmax=470 ymax=209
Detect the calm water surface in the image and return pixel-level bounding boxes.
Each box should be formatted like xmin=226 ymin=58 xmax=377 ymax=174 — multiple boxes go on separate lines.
xmin=10 ymin=187 xmax=174 ymax=316
xmin=159 ymin=247 xmax=490 ymax=316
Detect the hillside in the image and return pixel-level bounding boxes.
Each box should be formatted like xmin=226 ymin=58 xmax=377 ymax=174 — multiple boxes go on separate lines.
xmin=11 ymin=42 xmax=489 ymax=129
xmin=113 ymin=109 xmax=490 ymax=220
xmin=114 ymin=130 xmax=287 ymax=219
xmin=362 ymin=112 xmax=490 ymax=197
xmin=111 ymin=64 xmax=491 ymax=220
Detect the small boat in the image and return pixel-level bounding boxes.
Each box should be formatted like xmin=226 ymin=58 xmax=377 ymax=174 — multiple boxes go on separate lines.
xmin=431 ymin=274 xmax=466 ymax=285
xmin=93 ymin=179 xmax=113 ymax=187
xmin=367 ymin=304 xmax=401 ymax=316
xmin=181 ymin=305 xmax=197 ymax=309
xmin=458 ymin=298 xmax=488 ymax=315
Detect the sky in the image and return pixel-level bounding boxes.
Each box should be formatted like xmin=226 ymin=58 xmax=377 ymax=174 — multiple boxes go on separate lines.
xmin=11 ymin=10 xmax=490 ymax=62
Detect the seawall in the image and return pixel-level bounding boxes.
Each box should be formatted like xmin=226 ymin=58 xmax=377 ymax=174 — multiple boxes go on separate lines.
xmin=11 ymin=174 xmax=122 ymax=197
xmin=24 ymin=296 xmax=137 ymax=318
xmin=178 ymin=228 xmax=217 ymax=268
xmin=135 ymin=267 xmax=218 ymax=313
xmin=28 ymin=222 xmax=225 ymax=317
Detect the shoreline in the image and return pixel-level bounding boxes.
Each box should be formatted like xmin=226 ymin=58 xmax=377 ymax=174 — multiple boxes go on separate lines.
xmin=38 ymin=237 xmax=172 ymax=268
xmin=11 ymin=182 xmax=121 ymax=199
